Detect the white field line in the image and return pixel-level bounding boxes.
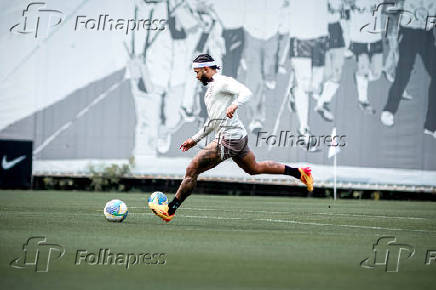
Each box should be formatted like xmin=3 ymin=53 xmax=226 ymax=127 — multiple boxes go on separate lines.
xmin=125 ymin=211 xmax=436 ymax=234
xmin=9 ymin=210 xmax=433 ymax=234
xmin=313 ymin=212 xmax=426 ymax=220
xmin=130 ymin=206 xmax=277 ymax=214
xmin=253 ymin=218 xmax=435 ymax=234
xmin=130 ymin=206 xmax=428 ymax=220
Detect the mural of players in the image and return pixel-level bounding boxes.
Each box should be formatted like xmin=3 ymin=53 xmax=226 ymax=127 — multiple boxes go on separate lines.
xmin=127 ymin=0 xmax=165 ymax=159
xmin=314 ymin=0 xmax=347 ymax=122
xmin=341 ymin=0 xmax=354 ymax=58
xmin=180 ymin=0 xmax=225 ymax=124
xmin=281 ymin=0 xmax=329 ymax=138
xmin=381 ymin=0 xmax=413 ymax=101
xmin=237 ymin=0 xmax=286 ymax=134
xmin=380 ymin=0 xmax=436 ymax=139
xmin=128 ymin=0 xmax=200 ymax=158
xmin=214 ymin=1 xmax=246 ymax=79
xmin=349 ymin=0 xmax=383 ymax=115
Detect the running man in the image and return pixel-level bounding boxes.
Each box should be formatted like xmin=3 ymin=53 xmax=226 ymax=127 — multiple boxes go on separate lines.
xmin=148 ymin=54 xmax=314 ymax=222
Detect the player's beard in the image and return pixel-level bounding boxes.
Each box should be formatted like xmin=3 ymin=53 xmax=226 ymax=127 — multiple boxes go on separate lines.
xmin=200 ymin=75 xmax=213 ymax=86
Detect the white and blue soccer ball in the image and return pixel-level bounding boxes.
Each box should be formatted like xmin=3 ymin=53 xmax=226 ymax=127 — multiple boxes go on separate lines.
xmin=148 ymin=191 xmax=168 ymax=206
xmin=104 ymin=199 xmax=128 ymax=222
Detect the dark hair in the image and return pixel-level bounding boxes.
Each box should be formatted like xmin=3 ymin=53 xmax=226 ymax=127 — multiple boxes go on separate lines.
xmin=193 ymin=53 xmax=221 ymax=70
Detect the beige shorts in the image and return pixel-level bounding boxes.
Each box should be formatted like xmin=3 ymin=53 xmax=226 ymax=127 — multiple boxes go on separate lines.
xmin=217 ymin=136 xmax=250 ymax=161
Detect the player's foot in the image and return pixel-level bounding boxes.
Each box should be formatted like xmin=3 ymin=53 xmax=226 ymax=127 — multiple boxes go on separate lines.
xmin=148 ymin=203 xmax=174 ymax=222
xmin=249 ymin=120 xmax=263 ymax=134
xmin=384 ymin=70 xmax=395 ymax=83
xmin=402 ymin=91 xmax=413 ymax=101
xmin=157 ymin=130 xmax=171 ymax=154
xmin=380 ymin=111 xmax=394 ymax=127
xmin=424 ymin=129 xmax=436 ymax=139
xmin=358 ymin=101 xmax=376 ymax=115
xmin=265 ymin=80 xmax=276 ymax=90
xmin=299 ymin=167 xmax=313 ymax=192
xmin=315 ymin=102 xmax=334 ymax=122
xmin=344 ymin=48 xmax=354 ymax=59
xmin=180 ymin=107 xmax=196 ymax=122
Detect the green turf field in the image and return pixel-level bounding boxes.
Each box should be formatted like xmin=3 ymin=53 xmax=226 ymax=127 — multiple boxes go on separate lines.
xmin=1 ymin=190 xmax=435 ymax=290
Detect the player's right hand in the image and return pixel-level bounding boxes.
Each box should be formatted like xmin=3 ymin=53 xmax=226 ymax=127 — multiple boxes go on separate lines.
xmin=179 ymin=138 xmax=196 ymax=152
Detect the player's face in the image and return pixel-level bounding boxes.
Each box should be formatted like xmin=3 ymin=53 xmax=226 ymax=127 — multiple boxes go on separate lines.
xmin=194 ymin=68 xmax=205 ymax=81
xmin=194 ymin=67 xmax=213 ymax=86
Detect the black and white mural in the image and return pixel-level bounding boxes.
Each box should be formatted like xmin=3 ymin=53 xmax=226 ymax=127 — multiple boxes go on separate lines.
xmin=1 ymin=0 xmax=435 ymax=187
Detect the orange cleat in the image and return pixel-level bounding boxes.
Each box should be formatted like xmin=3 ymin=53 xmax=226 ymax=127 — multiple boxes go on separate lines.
xmin=148 ymin=203 xmax=174 ymax=222
xmin=299 ymin=167 xmax=313 ymax=192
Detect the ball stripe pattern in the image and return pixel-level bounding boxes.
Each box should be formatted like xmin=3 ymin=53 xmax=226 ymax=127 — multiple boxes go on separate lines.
xmin=104 ymin=199 xmax=128 ymax=222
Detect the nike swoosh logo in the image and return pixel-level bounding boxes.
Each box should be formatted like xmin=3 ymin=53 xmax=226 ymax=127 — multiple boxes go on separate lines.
xmin=2 ymin=155 xmax=26 ymax=170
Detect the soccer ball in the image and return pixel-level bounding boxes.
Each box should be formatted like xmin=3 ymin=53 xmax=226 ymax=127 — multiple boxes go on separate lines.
xmin=148 ymin=191 xmax=168 ymax=206
xmin=104 ymin=199 xmax=128 ymax=222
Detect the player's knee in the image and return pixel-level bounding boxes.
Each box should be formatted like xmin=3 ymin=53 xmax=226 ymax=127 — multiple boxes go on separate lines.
xmin=296 ymin=78 xmax=311 ymax=93
xmin=245 ymin=168 xmax=257 ymax=175
xmin=185 ymin=166 xmax=199 ymax=179
xmin=371 ymin=69 xmax=381 ymax=81
xmin=244 ymin=165 xmax=259 ymax=176
xmin=357 ymin=64 xmax=369 ymax=75
xmin=357 ymin=62 xmax=370 ymax=75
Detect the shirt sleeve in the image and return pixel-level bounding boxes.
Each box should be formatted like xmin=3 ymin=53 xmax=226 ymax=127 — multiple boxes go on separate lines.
xmin=220 ymin=77 xmax=252 ymax=107
xmin=191 ymin=118 xmax=225 ymax=143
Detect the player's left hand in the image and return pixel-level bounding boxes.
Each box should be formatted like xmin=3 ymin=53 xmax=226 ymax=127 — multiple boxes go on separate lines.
xmin=226 ymin=104 xmax=238 ymax=118
xmin=179 ymin=138 xmax=196 ymax=152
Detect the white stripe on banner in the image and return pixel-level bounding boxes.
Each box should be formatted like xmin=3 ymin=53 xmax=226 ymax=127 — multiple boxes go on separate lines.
xmin=33 ymin=80 xmax=124 ymax=156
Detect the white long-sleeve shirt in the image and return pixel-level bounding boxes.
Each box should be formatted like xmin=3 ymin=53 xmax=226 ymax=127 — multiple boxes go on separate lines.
xmin=192 ymin=73 xmax=252 ymax=143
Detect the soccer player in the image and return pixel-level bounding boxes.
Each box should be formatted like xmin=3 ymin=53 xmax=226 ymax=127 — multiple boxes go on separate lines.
xmin=381 ymin=0 xmax=413 ymax=100
xmin=314 ymin=0 xmax=347 ymax=122
xmin=380 ymin=0 xmax=436 ymax=138
xmin=148 ymin=54 xmax=314 ymax=222
xmin=180 ymin=0 xmax=225 ymax=123
xmin=349 ymin=0 xmax=383 ymax=114
xmin=237 ymin=0 xmax=286 ymax=134
xmin=281 ymin=0 xmax=329 ymax=138
xmin=129 ymin=0 xmax=200 ymax=157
